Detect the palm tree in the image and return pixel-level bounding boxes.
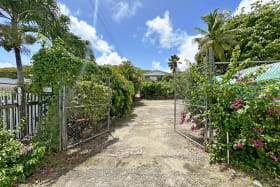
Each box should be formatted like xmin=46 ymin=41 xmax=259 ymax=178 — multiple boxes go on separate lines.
xmin=193 ymin=8 xmax=238 ymax=62
xmin=168 ymin=55 xmax=181 ymax=74
xmin=0 ymin=0 xmax=59 ymax=83
xmin=40 ymin=14 xmax=96 ymax=62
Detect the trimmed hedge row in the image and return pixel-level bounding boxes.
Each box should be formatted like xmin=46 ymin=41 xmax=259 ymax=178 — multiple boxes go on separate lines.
xmin=140 ymin=80 xmax=174 ymax=99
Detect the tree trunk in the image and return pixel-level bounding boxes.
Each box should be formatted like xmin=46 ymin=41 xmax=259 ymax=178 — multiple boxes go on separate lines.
xmin=14 ymin=47 xmax=26 ymax=138
xmin=14 ymin=47 xmax=24 ymax=83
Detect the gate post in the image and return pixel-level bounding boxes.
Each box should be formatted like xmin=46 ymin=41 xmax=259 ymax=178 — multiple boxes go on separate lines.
xmin=209 ymin=47 xmax=214 ymax=144
xmin=107 ymin=77 xmax=111 ymax=131
xmin=174 ymin=70 xmax=177 ymax=130
xmin=204 ymin=50 xmax=209 ymax=143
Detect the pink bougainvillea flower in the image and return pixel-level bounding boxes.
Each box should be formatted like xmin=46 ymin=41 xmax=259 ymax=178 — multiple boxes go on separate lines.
xmin=252 ymin=128 xmax=257 ymax=131
xmin=192 ymin=121 xmax=199 ymax=125
xmin=259 ymin=128 xmax=263 ymax=133
xmin=216 ymin=162 xmax=219 ymax=166
xmin=234 ymin=106 xmax=238 ymax=111
xmin=273 ymin=156 xmax=278 ymax=162
xmin=273 ymin=97 xmax=278 ymax=101
xmin=185 ymin=118 xmax=190 ymax=122
xmin=181 ymin=111 xmax=185 ymax=115
xmin=252 ymin=75 xmax=257 ymax=79
xmin=237 ymin=142 xmax=242 ymax=147
xmin=238 ymin=104 xmax=242 ymax=107
xmin=257 ymin=133 xmax=261 ymax=136
xmin=238 ymin=72 xmax=242 ymax=77
xmin=269 ymin=151 xmax=274 ymax=155
xmin=179 ymin=121 xmax=183 ymax=125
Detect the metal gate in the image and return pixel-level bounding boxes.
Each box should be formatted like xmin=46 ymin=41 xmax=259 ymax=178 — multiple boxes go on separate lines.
xmin=60 ymin=78 xmax=111 ymax=150
xmin=174 ymin=48 xmax=215 ymax=150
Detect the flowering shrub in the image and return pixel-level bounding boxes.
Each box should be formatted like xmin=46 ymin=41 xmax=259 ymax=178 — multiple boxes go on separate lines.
xmin=191 ymin=48 xmax=280 ymax=175
xmin=0 ymin=130 xmax=45 ymax=186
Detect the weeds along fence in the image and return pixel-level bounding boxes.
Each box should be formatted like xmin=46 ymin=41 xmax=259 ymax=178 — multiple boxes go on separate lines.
xmin=0 ymin=91 xmax=52 ymax=139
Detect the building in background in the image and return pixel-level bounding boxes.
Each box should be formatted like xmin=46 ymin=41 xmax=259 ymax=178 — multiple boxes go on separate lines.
xmin=142 ymin=70 xmax=169 ymax=81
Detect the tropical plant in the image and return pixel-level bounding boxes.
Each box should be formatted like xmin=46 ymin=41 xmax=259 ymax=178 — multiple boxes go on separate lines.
xmin=168 ymin=55 xmax=181 ymax=74
xmin=40 ymin=14 xmax=95 ymax=61
xmin=0 ymin=0 xmax=59 ymax=83
xmin=193 ymin=8 xmax=238 ymax=62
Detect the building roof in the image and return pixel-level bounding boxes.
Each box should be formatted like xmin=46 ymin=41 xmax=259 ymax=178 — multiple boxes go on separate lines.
xmin=143 ymin=70 xmax=169 ymax=76
xmin=216 ymin=62 xmax=280 ymax=83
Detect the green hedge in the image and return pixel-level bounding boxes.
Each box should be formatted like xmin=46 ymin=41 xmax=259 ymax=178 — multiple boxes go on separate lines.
xmin=0 ymin=66 xmax=32 ymax=79
xmin=70 ymin=81 xmax=110 ymax=126
xmin=31 ymin=40 xmax=134 ymax=117
xmin=140 ymin=80 xmax=174 ymax=98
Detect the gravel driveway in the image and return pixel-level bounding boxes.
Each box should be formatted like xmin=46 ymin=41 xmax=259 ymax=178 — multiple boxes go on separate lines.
xmin=20 ymin=100 xmax=254 ymax=187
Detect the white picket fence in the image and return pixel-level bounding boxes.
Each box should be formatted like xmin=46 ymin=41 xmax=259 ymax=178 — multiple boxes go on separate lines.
xmin=0 ymin=92 xmax=49 ymax=138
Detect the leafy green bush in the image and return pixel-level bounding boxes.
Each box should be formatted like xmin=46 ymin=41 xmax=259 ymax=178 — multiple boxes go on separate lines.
xmin=0 ymin=130 xmax=45 ymax=186
xmin=110 ymin=73 xmax=134 ymax=117
xmin=141 ymin=80 xmax=174 ymax=98
xmin=70 ymin=81 xmax=111 ymax=125
xmin=31 ymin=40 xmax=134 ymax=118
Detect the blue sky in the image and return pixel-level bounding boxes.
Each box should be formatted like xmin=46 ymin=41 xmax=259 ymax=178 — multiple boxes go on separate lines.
xmin=0 ymin=0 xmax=273 ymax=72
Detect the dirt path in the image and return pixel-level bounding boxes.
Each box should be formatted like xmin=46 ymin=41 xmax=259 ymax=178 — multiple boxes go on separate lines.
xmin=21 ymin=100 xmax=255 ymax=187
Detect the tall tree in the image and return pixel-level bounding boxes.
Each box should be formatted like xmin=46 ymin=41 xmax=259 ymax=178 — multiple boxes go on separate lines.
xmin=193 ymin=8 xmax=238 ymax=62
xmin=40 ymin=14 xmax=96 ymax=62
xmin=0 ymin=0 xmax=59 ymax=83
xmin=226 ymin=0 xmax=280 ymax=61
xmin=168 ymin=55 xmax=181 ymax=74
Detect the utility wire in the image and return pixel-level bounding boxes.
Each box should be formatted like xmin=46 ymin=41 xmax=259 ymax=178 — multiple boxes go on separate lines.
xmin=88 ymin=0 xmax=124 ymax=57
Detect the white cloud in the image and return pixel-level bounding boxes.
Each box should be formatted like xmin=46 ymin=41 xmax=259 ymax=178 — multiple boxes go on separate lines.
xmin=59 ymin=3 xmax=126 ymax=65
xmin=233 ymin=0 xmax=279 ymax=15
xmin=59 ymin=3 xmax=71 ymax=16
xmin=144 ymin=11 xmax=200 ymax=70
xmin=152 ymin=61 xmax=171 ymax=73
xmin=144 ymin=11 xmax=186 ymax=48
xmin=112 ymin=0 xmax=142 ymax=22
xmin=97 ymin=52 xmax=127 ymax=65
xmin=178 ymin=35 xmax=201 ymax=69
xmin=0 ymin=62 xmax=14 ymax=68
